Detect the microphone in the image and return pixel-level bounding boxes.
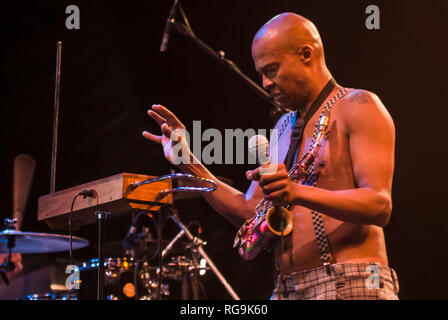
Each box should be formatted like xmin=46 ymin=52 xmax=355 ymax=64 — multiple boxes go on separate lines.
xmin=248 ymin=134 xmax=269 ymax=165
xmin=160 ymin=0 xmax=179 ymax=52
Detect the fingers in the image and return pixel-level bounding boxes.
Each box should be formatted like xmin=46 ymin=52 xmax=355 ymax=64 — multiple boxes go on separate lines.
xmin=144 ymin=103 xmax=183 ymax=144
xmin=259 ymin=171 xmax=288 ymax=187
xmin=142 ymin=122 xmax=183 ymax=145
xmin=246 ymin=168 xmax=260 ymax=181
xmin=147 ymin=109 xmax=166 ymax=126
xmin=265 ymin=190 xmax=288 ymax=204
xmin=161 ymin=122 xmax=173 ymax=139
xmin=260 ymin=180 xmax=288 ymax=195
xmin=142 ymin=131 xmax=162 ymax=144
xmin=152 ymin=104 xmax=184 ymax=129
xmin=247 ymin=163 xmax=287 ymax=183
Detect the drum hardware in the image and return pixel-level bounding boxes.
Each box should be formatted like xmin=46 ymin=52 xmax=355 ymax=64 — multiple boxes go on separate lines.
xmin=38 ymin=172 xmax=207 ymax=300
xmin=36 ymin=171 xmax=238 ymax=300
xmin=162 ymin=212 xmax=240 ymax=300
xmin=138 ymin=261 xmax=170 ymax=299
xmin=128 ymin=172 xmax=218 ymax=300
xmin=77 ymin=256 xmax=170 ymax=300
xmin=123 ymin=211 xmax=165 ymax=261
xmin=0 ymin=219 xmax=17 ymax=285
xmin=96 ymin=210 xmax=108 ymax=300
xmin=0 ymin=218 xmax=89 ymax=286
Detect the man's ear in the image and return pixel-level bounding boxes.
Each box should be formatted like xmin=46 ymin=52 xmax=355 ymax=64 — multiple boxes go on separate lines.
xmin=298 ymin=45 xmax=313 ymax=65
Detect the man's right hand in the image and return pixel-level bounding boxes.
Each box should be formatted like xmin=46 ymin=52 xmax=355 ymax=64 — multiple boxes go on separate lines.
xmin=142 ymin=104 xmax=192 ymax=165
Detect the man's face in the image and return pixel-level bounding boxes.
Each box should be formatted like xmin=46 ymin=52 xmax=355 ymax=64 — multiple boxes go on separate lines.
xmin=252 ymin=40 xmax=308 ymax=109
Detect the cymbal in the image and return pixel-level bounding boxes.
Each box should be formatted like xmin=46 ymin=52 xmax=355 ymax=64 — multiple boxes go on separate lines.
xmin=0 ymin=229 xmax=89 ymax=254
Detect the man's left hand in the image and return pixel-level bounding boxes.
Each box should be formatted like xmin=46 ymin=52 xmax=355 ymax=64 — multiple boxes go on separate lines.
xmin=246 ymin=163 xmax=297 ymax=205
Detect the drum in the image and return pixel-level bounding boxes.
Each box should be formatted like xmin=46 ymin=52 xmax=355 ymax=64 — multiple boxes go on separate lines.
xmin=138 ymin=261 xmax=170 ymax=300
xmin=163 ymin=256 xmax=194 ymax=281
xmin=78 ymin=257 xmax=170 ymax=300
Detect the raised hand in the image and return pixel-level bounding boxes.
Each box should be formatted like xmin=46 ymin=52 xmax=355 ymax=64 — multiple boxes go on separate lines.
xmin=142 ymin=104 xmax=192 ymax=165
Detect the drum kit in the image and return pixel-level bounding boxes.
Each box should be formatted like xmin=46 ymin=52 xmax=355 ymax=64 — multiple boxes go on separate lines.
xmin=1 ymin=168 xmax=239 ymax=300
xmin=0 ymin=204 xmax=219 ymax=300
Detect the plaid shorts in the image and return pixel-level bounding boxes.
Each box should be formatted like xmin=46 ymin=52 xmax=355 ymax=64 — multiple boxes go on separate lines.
xmin=271 ymin=262 xmax=399 ymax=300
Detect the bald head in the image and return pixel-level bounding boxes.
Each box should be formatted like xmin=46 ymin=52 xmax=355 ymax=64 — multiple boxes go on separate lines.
xmin=251 ymin=13 xmax=331 ymax=110
xmin=252 ymin=12 xmax=324 ymax=62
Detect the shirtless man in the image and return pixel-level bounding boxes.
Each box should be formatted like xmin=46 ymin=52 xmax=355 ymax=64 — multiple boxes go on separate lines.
xmin=143 ymin=13 xmax=399 ymax=300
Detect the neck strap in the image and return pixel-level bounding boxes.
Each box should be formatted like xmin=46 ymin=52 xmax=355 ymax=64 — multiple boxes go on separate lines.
xmin=284 ymin=78 xmax=337 ymax=170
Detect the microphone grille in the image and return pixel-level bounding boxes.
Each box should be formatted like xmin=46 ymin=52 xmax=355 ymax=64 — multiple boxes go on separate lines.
xmin=248 ymin=135 xmax=269 ymax=164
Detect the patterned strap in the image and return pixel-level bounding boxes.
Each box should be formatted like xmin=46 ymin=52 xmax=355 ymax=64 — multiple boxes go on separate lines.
xmin=305 ymin=88 xmax=349 ymax=273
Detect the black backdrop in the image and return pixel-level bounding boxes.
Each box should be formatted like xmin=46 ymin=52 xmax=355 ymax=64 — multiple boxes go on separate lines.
xmin=1 ymin=0 xmax=447 ymax=299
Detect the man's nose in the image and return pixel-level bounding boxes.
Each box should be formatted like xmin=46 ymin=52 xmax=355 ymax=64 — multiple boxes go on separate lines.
xmin=262 ymin=75 xmax=274 ymax=91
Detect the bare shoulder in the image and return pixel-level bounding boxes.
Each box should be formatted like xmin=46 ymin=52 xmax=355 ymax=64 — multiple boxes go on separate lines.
xmin=337 ymin=88 xmax=395 ymax=134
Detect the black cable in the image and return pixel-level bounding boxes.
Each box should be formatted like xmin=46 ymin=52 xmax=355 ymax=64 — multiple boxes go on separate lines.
xmin=69 ymin=190 xmax=98 ymax=266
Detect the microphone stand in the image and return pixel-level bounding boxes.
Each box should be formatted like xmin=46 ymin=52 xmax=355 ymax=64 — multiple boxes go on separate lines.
xmin=162 ymin=0 xmax=292 ymax=120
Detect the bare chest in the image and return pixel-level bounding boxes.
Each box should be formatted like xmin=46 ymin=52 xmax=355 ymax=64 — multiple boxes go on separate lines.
xmin=272 ymin=109 xmax=355 ymax=189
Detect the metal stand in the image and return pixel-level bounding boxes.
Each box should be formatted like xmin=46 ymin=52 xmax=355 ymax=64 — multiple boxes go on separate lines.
xmin=190 ymin=243 xmax=200 ymax=300
xmin=50 ymin=41 xmax=62 ymax=194
xmin=167 ymin=213 xmax=240 ymax=300
xmin=96 ymin=211 xmax=108 ymax=300
xmin=157 ymin=208 xmax=163 ymax=300
xmin=0 ymin=238 xmax=15 ymax=285
xmin=161 ymin=0 xmax=291 ymax=120
xmin=0 ymin=219 xmax=17 ymax=285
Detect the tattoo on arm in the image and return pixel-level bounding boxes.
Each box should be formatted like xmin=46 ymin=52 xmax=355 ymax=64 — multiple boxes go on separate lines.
xmin=349 ymin=91 xmax=371 ymax=104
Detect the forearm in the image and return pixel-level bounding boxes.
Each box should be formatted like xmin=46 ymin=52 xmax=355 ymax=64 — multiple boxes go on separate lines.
xmin=293 ymin=184 xmax=392 ymax=226
xmin=178 ymin=159 xmax=254 ymax=227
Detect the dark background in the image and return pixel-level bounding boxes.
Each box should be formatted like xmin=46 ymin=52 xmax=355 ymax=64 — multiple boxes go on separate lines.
xmin=1 ymin=0 xmax=447 ymax=299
